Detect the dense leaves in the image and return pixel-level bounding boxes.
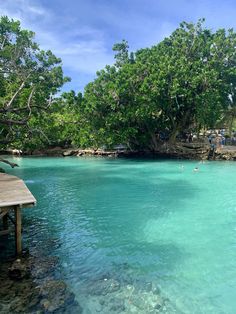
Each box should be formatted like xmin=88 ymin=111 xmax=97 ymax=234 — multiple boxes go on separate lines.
xmin=1 ymin=17 xmax=236 ymax=153
xmin=81 ymin=20 xmax=236 ymax=149
xmin=0 ymin=16 xmax=69 ymax=148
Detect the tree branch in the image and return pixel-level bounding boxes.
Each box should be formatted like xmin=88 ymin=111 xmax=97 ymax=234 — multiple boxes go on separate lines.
xmin=5 ymin=73 xmax=31 ymax=109
xmin=0 ymin=158 xmax=19 ymax=168
xmin=0 ymin=119 xmax=28 ymax=125
xmin=0 ymin=105 xmax=47 ymax=113
xmin=27 ymin=86 xmax=36 ymax=117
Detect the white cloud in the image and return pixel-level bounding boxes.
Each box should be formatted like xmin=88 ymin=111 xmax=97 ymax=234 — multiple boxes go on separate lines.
xmin=0 ymin=0 xmax=49 ymax=26
xmin=0 ymin=0 xmax=114 ymax=78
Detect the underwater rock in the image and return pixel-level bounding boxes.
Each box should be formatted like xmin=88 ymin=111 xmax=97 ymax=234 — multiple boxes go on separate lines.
xmin=78 ymin=271 xmax=174 ymax=313
xmin=144 ymin=281 xmax=153 ymax=292
xmin=109 ymin=297 xmax=125 ymax=312
xmin=39 ymin=280 xmax=81 ymax=313
xmin=87 ymin=278 xmax=120 ymax=296
xmin=30 ymin=255 xmax=59 ymax=279
xmin=8 ymin=259 xmax=30 ymax=280
xmin=0 ymin=254 xmax=82 ymax=314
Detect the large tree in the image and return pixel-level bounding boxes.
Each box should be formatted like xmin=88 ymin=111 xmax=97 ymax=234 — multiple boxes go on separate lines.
xmin=0 ymin=16 xmax=69 ymax=165
xmin=81 ymin=20 xmax=236 ymax=149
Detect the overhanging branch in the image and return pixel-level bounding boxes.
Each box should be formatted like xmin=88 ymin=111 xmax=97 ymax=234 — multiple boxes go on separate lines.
xmin=0 ymin=119 xmax=28 ymax=125
xmin=0 ymin=158 xmax=19 ymax=168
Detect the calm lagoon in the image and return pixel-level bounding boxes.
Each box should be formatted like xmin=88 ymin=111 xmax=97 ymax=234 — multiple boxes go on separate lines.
xmin=3 ymin=157 xmax=236 ymax=313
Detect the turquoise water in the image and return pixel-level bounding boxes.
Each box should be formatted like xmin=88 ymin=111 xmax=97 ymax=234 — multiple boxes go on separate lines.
xmin=3 ymin=157 xmax=236 ymax=313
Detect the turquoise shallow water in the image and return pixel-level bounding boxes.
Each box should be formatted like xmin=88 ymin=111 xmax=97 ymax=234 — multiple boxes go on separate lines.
xmin=3 ymin=157 xmax=236 ymax=313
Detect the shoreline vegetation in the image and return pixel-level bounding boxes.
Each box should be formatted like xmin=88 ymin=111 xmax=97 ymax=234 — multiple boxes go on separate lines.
xmin=1 ymin=17 xmax=236 ymax=158
xmin=2 ymin=141 xmax=236 ymax=161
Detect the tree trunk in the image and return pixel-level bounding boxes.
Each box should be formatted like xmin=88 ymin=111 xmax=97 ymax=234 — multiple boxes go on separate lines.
xmin=149 ymin=133 xmax=159 ymax=151
xmin=168 ymin=128 xmax=179 ymax=144
xmin=228 ymin=108 xmax=236 ymax=137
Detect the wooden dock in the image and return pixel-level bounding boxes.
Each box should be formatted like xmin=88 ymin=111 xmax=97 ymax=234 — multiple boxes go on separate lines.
xmin=0 ymin=173 xmax=36 ymax=255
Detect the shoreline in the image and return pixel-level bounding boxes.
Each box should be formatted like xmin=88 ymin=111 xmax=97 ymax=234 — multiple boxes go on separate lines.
xmin=2 ymin=142 xmax=236 ymax=161
xmin=0 ymin=252 xmax=81 ymax=313
xmin=0 ymin=246 xmax=178 ymax=313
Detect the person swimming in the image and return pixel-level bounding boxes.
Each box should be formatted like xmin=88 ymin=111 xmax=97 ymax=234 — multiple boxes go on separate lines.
xmin=194 ymin=167 xmax=199 ymax=172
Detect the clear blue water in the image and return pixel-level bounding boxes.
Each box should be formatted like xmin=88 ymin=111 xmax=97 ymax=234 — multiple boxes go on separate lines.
xmin=3 ymin=157 xmax=236 ymax=313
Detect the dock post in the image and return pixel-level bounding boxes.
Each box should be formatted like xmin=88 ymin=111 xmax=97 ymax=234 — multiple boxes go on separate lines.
xmin=2 ymin=211 xmax=8 ymax=231
xmin=14 ymin=205 xmax=22 ymax=255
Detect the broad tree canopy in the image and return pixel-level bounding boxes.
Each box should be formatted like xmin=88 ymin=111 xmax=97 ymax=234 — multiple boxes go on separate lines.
xmin=81 ymin=20 xmax=236 ymax=149
xmin=0 ymin=16 xmax=69 ymax=150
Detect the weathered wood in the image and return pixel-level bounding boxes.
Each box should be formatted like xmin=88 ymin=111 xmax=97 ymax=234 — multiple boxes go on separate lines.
xmin=15 ymin=206 xmax=22 ymax=255
xmin=0 ymin=229 xmax=10 ymax=236
xmin=2 ymin=213 xmax=8 ymax=230
xmin=0 ymin=173 xmax=36 ymax=255
xmin=0 ymin=173 xmax=36 ymax=207
xmin=0 ymin=207 xmax=10 ymax=219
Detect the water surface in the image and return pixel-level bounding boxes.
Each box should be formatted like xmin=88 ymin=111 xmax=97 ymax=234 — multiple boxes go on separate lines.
xmin=3 ymin=157 xmax=236 ymax=313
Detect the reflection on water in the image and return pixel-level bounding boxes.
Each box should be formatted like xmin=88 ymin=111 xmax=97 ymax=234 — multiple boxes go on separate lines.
xmin=2 ymin=157 xmax=236 ymax=313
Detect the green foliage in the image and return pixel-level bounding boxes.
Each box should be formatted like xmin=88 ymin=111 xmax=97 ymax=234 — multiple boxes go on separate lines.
xmin=81 ymin=20 xmax=236 ymax=148
xmin=0 ymin=16 xmax=69 ymax=148
xmin=2 ymin=17 xmax=236 ymax=152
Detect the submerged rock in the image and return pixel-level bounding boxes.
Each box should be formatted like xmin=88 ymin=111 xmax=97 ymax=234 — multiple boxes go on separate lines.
xmin=87 ymin=278 xmax=121 ymax=296
xmin=0 ymin=255 xmax=82 ymax=314
xmin=77 ymin=268 xmax=179 ymax=314
xmin=30 ymin=255 xmax=59 ymax=279
xmin=40 ymin=280 xmax=79 ymax=313
xmin=109 ymin=297 xmax=125 ymax=312
xmin=8 ymin=259 xmax=30 ymax=280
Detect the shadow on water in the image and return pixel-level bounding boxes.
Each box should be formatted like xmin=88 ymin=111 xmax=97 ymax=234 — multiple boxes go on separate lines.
xmin=1 ymin=158 xmax=199 ymax=297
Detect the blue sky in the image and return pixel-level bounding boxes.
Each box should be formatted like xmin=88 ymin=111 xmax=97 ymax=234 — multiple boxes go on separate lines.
xmin=1 ymin=0 xmax=236 ymax=92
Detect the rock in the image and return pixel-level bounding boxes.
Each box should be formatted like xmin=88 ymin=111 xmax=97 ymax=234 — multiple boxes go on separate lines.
xmin=144 ymin=281 xmax=152 ymax=292
xmin=62 ymin=149 xmax=78 ymax=157
xmin=8 ymin=259 xmax=30 ymax=280
xmin=130 ymin=295 xmax=145 ymax=310
xmin=39 ymin=280 xmax=80 ymax=312
xmin=213 ymin=149 xmax=236 ymax=161
xmin=87 ymin=278 xmax=120 ymax=296
xmin=40 ymin=298 xmax=51 ymax=311
xmin=31 ymin=149 xmax=46 ymax=156
xmin=31 ymin=256 xmax=59 ymax=279
xmin=40 ymin=280 xmax=67 ymax=297
xmin=154 ymin=303 xmax=162 ymax=310
xmin=31 ymin=147 xmax=65 ymax=156
xmin=152 ymin=286 xmax=161 ymax=295
xmin=99 ymin=299 xmax=105 ymax=305
xmin=109 ymin=297 xmax=125 ymax=312
xmin=1 ymin=255 xmax=81 ymax=314
xmin=155 ymin=142 xmax=211 ymax=160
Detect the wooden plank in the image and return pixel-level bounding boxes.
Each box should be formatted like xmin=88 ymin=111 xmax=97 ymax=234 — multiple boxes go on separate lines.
xmin=2 ymin=214 xmax=8 ymax=230
xmin=0 ymin=229 xmax=10 ymax=236
xmin=15 ymin=206 xmax=22 ymax=255
xmin=0 ymin=208 xmax=10 ymax=219
xmin=0 ymin=173 xmax=36 ymax=208
xmin=0 ymin=173 xmax=36 ymax=256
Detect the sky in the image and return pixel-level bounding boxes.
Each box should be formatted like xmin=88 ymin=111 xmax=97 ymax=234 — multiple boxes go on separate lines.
xmin=1 ymin=0 xmax=236 ymax=92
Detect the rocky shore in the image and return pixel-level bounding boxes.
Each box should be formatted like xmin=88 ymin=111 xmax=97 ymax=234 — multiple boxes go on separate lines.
xmin=10 ymin=142 xmax=212 ymax=160
xmin=0 ymin=233 xmax=178 ymax=313
xmin=2 ymin=142 xmax=236 ymax=161
xmin=0 ymin=255 xmax=179 ymax=314
xmin=0 ymin=253 xmax=81 ymax=313
xmin=214 ymin=147 xmax=236 ymax=160
xmin=77 ymin=271 xmax=178 ymax=313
